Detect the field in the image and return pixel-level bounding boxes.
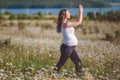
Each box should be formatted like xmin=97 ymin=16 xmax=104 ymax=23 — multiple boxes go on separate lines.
xmin=0 ymin=16 xmax=120 ymax=80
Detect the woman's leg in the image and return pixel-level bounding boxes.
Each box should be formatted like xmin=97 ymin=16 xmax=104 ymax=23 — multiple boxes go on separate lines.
xmin=70 ymin=48 xmax=82 ymax=73
xmin=55 ymin=44 xmax=73 ymax=72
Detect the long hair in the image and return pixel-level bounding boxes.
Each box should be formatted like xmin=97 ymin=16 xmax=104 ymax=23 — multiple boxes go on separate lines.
xmin=57 ymin=9 xmax=67 ymax=33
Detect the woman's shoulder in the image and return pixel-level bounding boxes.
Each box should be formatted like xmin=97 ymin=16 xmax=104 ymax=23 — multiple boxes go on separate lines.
xmin=65 ymin=22 xmax=73 ymax=28
xmin=66 ymin=22 xmax=72 ymax=25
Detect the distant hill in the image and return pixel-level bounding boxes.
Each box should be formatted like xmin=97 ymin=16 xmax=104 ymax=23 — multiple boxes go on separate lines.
xmin=0 ymin=0 xmax=111 ymax=8
xmin=102 ymin=0 xmax=120 ymax=3
xmin=101 ymin=0 xmax=120 ymax=6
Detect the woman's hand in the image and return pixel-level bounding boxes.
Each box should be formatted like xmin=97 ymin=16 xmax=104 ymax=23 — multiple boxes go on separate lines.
xmin=78 ymin=4 xmax=83 ymax=13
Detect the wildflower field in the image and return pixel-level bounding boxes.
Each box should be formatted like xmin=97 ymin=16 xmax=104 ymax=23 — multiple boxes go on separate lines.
xmin=0 ymin=18 xmax=120 ymax=80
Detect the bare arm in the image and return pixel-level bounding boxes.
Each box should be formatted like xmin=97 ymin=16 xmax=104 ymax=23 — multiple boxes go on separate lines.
xmin=67 ymin=4 xmax=83 ymax=27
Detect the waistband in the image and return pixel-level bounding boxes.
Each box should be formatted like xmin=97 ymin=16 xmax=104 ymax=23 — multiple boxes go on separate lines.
xmin=62 ymin=43 xmax=76 ymax=48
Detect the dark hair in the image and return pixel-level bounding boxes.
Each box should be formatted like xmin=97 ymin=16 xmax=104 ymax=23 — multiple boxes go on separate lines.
xmin=57 ymin=9 xmax=67 ymax=33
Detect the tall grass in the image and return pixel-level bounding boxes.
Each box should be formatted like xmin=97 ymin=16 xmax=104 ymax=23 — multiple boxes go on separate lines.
xmin=0 ymin=44 xmax=58 ymax=79
xmin=0 ymin=20 xmax=120 ymax=80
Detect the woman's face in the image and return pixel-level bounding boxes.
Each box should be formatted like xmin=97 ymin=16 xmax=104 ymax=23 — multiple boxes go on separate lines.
xmin=66 ymin=10 xmax=70 ymax=19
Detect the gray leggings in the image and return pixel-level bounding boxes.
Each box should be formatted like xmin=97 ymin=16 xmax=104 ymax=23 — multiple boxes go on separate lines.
xmin=55 ymin=43 xmax=82 ymax=73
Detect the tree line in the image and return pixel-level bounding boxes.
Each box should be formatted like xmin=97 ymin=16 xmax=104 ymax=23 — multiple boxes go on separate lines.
xmin=0 ymin=10 xmax=120 ymax=22
xmin=0 ymin=0 xmax=111 ymax=8
xmin=87 ymin=11 xmax=120 ymax=22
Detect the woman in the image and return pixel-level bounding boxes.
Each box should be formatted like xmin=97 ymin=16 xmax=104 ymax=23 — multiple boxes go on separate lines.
xmin=54 ymin=4 xmax=83 ymax=74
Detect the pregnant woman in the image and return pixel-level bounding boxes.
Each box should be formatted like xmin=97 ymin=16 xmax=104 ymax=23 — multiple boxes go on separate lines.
xmin=54 ymin=4 xmax=83 ymax=75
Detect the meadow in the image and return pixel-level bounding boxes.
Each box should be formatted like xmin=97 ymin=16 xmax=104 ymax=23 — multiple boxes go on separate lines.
xmin=0 ymin=14 xmax=120 ymax=80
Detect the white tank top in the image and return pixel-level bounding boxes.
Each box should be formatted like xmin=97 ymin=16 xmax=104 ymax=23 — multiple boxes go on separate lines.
xmin=61 ymin=27 xmax=78 ymax=46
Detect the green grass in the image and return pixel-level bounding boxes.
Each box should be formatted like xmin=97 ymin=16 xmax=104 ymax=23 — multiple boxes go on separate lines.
xmin=0 ymin=44 xmax=58 ymax=79
xmin=0 ymin=20 xmax=120 ymax=80
xmin=0 ymin=40 xmax=119 ymax=80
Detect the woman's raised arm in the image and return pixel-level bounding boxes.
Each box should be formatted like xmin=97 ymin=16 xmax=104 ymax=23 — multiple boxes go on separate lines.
xmin=67 ymin=4 xmax=83 ymax=27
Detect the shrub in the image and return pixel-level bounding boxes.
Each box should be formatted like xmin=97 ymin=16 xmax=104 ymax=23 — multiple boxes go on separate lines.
xmin=8 ymin=14 xmax=17 ymax=20
xmin=37 ymin=12 xmax=42 ymax=16
xmin=17 ymin=21 xmax=26 ymax=30
xmin=41 ymin=24 xmax=53 ymax=29
xmin=9 ymin=21 xmax=15 ymax=26
xmin=105 ymin=33 xmax=115 ymax=40
xmin=17 ymin=14 xmax=29 ymax=20
xmin=4 ymin=11 xmax=12 ymax=15
xmin=1 ymin=23 xmax=8 ymax=27
xmin=0 ymin=38 xmax=11 ymax=47
xmin=115 ymin=30 xmax=120 ymax=38
xmin=96 ymin=12 xmax=102 ymax=20
xmin=87 ymin=12 xmax=96 ymax=20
